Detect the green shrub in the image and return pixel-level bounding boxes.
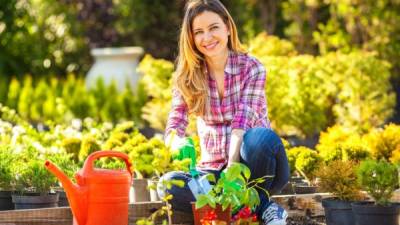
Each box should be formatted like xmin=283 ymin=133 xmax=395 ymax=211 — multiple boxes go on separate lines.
xmin=288 ymin=146 xmax=322 ymax=182
xmin=0 ymin=146 xmax=16 ymax=190
xmin=316 ymin=125 xmax=355 ymax=162
xmin=61 ymin=137 xmax=81 ymax=162
xmin=294 ymin=147 xmax=322 ymax=183
xmin=79 ymin=135 xmax=101 ymax=162
xmin=357 ymin=160 xmax=399 ymax=206
xmin=364 ymin=124 xmax=400 ymax=163
xmin=13 ymin=146 xmax=57 ymax=194
xmin=317 ymin=160 xmax=364 ymax=201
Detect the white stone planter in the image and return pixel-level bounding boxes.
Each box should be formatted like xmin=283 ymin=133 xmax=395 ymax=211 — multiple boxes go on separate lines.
xmin=85 ymin=46 xmax=144 ymax=91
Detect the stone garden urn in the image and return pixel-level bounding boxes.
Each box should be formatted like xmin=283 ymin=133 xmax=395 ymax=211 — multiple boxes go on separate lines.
xmin=86 ymin=46 xmax=144 ymax=91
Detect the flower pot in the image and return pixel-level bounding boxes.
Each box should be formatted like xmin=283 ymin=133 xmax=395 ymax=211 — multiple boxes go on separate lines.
xmin=0 ymin=191 xmax=14 ymax=210
xmin=352 ymin=201 xmax=400 ymax=225
xmin=85 ymin=46 xmax=144 ymax=91
xmin=56 ymin=190 xmax=69 ymax=207
xmin=191 ymin=202 xmax=231 ymax=225
xmin=279 ymin=182 xmax=294 ymax=195
xmin=147 ymin=179 xmax=160 ymax=202
xmin=130 ymin=178 xmax=150 ymax=202
xmin=294 ymin=184 xmax=317 ymax=194
xmin=322 ymin=197 xmax=355 ymax=225
xmin=12 ymin=193 xmax=59 ymax=209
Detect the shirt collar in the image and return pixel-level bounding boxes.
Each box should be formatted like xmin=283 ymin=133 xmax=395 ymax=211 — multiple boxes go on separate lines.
xmin=224 ymin=50 xmax=240 ymax=75
xmin=203 ymin=50 xmax=241 ymax=76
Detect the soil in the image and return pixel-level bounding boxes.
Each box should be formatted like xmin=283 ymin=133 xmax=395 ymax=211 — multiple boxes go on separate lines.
xmin=286 ymin=215 xmax=326 ymax=225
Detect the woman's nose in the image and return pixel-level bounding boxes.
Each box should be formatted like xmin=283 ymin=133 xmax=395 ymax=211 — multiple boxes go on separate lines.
xmin=203 ymin=31 xmax=213 ymax=41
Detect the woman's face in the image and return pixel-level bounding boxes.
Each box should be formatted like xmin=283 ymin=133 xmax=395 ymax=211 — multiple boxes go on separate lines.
xmin=192 ymin=10 xmax=230 ymax=59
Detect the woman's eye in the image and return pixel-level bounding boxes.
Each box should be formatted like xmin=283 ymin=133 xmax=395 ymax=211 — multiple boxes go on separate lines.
xmin=211 ymin=26 xmax=218 ymax=30
xmin=194 ymin=30 xmax=203 ymax=35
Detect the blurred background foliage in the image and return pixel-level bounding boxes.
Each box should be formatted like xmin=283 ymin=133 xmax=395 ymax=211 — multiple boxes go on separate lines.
xmin=0 ymin=0 xmax=399 ymax=139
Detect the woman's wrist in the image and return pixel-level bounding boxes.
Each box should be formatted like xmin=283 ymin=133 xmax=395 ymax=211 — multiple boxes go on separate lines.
xmin=227 ymin=129 xmax=244 ymax=167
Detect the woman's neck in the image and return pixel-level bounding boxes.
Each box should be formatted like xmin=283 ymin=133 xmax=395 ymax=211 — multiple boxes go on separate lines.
xmin=205 ymin=48 xmax=229 ymax=75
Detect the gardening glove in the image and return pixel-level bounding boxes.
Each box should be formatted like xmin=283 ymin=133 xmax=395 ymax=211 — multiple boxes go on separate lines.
xmin=165 ymin=131 xmax=192 ymax=160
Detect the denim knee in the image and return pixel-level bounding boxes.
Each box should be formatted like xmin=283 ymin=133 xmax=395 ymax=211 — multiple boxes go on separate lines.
xmin=241 ymin=127 xmax=283 ymax=160
xmin=157 ymin=171 xmax=184 ymax=198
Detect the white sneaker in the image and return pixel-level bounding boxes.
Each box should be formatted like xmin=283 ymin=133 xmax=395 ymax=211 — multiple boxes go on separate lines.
xmin=262 ymin=202 xmax=288 ymax=225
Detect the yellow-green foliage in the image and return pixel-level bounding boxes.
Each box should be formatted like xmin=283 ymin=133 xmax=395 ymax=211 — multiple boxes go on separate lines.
xmin=325 ymin=52 xmax=395 ymax=132
xmin=364 ymin=124 xmax=400 ymax=163
xmin=79 ymin=135 xmax=101 ymax=162
xmin=248 ymin=32 xmax=298 ymax=57
xmin=316 ymin=125 xmax=353 ymax=162
xmin=340 ymin=136 xmax=370 ymax=162
xmin=317 ymin=160 xmax=364 ymax=201
xmin=287 ymin=146 xmax=322 ymax=181
xmin=61 ymin=137 xmax=81 ymax=162
xmin=249 ymin=34 xmax=394 ymax=138
xmin=138 ymin=55 xmax=174 ymax=131
xmin=138 ymin=54 xmax=197 ymax=135
xmin=286 ymin=147 xmax=303 ymax=176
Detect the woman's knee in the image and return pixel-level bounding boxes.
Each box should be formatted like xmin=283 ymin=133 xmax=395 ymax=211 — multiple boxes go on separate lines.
xmin=157 ymin=171 xmax=186 ymax=197
xmin=241 ymin=128 xmax=284 ymax=160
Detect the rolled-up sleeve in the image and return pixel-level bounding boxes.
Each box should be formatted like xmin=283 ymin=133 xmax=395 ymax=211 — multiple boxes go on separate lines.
xmin=231 ymin=61 xmax=269 ymax=130
xmin=165 ymin=88 xmax=189 ymax=138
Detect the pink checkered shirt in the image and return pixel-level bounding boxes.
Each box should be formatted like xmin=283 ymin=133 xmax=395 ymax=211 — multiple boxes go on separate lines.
xmin=165 ymin=51 xmax=270 ymax=170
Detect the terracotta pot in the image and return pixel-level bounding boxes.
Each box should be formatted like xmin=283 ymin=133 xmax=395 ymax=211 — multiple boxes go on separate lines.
xmin=191 ymin=202 xmax=231 ymax=225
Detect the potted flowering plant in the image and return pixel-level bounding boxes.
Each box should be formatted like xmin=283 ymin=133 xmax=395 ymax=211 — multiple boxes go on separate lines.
xmin=193 ymin=163 xmax=269 ymax=225
xmin=351 ymin=160 xmax=399 ymax=225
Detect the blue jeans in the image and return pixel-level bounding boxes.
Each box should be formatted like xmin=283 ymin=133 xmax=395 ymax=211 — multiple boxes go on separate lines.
xmin=157 ymin=128 xmax=290 ymax=216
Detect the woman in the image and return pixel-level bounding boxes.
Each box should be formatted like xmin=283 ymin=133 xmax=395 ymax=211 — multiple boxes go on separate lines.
xmin=158 ymin=1 xmax=289 ymax=224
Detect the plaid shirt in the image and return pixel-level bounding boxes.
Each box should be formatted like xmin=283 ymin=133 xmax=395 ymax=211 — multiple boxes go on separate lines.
xmin=165 ymin=51 xmax=270 ymax=170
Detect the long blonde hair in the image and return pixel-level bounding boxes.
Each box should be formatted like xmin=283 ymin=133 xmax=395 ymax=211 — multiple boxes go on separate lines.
xmin=175 ymin=0 xmax=246 ymax=116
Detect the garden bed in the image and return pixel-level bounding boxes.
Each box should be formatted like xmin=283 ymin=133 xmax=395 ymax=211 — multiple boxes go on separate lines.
xmin=0 ymin=193 xmax=333 ymax=225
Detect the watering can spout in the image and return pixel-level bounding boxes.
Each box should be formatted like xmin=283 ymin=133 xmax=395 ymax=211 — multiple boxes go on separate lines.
xmin=45 ymin=160 xmax=87 ymax=225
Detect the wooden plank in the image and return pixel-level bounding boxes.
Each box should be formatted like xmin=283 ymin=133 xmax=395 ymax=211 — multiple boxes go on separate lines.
xmin=0 ymin=193 xmax=339 ymax=225
xmin=0 ymin=202 xmax=193 ymax=225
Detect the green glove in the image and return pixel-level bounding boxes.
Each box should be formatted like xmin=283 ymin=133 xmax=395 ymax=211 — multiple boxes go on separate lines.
xmin=166 ymin=132 xmax=199 ymax=177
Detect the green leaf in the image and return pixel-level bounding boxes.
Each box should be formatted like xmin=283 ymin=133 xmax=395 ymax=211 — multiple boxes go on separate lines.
xmin=225 ymin=163 xmax=241 ymax=180
xmin=195 ymin=195 xmax=209 ymax=209
xmin=241 ymin=164 xmax=251 ymax=180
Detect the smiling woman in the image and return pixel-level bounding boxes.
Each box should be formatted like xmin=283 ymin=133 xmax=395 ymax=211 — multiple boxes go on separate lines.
xmin=158 ymin=1 xmax=290 ymax=225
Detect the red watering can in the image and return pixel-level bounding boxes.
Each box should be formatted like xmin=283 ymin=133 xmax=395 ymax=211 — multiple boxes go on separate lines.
xmin=45 ymin=151 xmax=132 ymax=225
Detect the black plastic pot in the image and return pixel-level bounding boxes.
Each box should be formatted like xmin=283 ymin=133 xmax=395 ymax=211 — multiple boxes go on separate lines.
xmin=12 ymin=193 xmax=59 ymax=209
xmin=280 ymin=182 xmax=294 ymax=195
xmin=352 ymin=201 xmax=400 ymax=225
xmin=294 ymin=184 xmax=317 ymax=194
xmin=56 ymin=190 xmax=69 ymax=207
xmin=322 ymin=198 xmax=355 ymax=225
xmin=0 ymin=191 xmax=14 ymax=210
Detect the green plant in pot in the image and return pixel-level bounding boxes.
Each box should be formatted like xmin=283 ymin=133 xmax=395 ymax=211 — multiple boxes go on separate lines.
xmin=290 ymin=146 xmax=322 ymax=194
xmin=0 ymin=146 xmax=16 ymax=210
xmin=317 ymin=160 xmax=365 ymax=225
xmin=352 ymin=160 xmax=399 ymax=225
xmin=12 ymin=146 xmax=59 ymax=209
xmin=194 ymin=163 xmax=268 ymax=225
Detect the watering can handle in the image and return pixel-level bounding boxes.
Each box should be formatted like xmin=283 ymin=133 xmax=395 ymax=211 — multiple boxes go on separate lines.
xmin=83 ymin=150 xmax=133 ymax=176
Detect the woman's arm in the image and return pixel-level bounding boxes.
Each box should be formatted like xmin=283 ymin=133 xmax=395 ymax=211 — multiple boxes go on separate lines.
xmin=165 ymin=88 xmax=189 ymax=143
xmin=227 ymin=129 xmax=245 ymax=167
